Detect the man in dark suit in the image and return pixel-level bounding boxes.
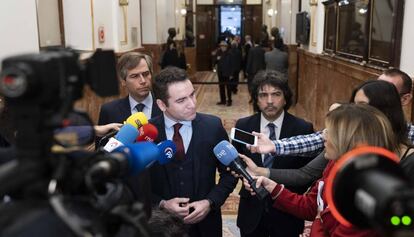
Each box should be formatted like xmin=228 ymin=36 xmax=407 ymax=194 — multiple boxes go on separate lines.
xmin=234 ymin=70 xmax=314 ymax=237
xmin=245 ymin=40 xmax=265 ymax=92
xmin=97 ymin=52 xmax=162 ymax=129
xmin=96 ymin=52 xmax=162 ymax=219
xmin=149 ymin=67 xmax=237 ymax=237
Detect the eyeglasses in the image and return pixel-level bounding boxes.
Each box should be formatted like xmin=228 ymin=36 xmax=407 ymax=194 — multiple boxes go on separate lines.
xmin=127 ymin=70 xmax=151 ymax=80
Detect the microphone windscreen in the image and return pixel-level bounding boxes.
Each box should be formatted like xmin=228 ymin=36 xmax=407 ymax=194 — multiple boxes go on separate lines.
xmin=125 ymin=112 xmax=148 ymax=128
xmin=213 ymin=140 xmax=238 ymax=166
xmin=137 ymin=123 xmax=159 ymax=142
xmin=157 ymin=140 xmax=176 ymax=165
xmin=114 ymin=124 xmax=139 ymax=145
xmin=114 ymin=142 xmax=161 ymax=175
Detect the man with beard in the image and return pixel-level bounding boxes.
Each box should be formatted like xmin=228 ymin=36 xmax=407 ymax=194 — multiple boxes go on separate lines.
xmin=233 ymin=70 xmax=314 ymax=237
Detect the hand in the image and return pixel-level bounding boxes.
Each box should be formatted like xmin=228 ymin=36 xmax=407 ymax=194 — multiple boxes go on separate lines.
xmin=183 ymin=199 xmax=211 ymax=224
xmin=160 ymin=197 xmax=190 ymax=218
xmin=247 ymin=132 xmax=276 ymax=154
xmin=94 ymin=123 xmax=122 ymax=137
xmin=243 ymin=176 xmax=277 ymax=195
xmin=328 ymin=103 xmax=342 ymax=112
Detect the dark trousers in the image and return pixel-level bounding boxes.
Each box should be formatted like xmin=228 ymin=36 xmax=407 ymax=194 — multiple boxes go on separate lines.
xmin=240 ymin=211 xmax=304 ymax=237
xmin=218 ymin=74 xmax=232 ymax=103
xmin=230 ymin=71 xmax=239 ymax=92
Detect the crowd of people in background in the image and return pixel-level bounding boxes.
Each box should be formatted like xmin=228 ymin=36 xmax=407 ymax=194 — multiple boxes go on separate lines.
xmin=1 ymin=24 xmax=413 ymax=237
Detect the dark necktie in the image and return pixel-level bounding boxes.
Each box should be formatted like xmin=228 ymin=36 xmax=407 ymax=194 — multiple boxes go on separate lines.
xmin=173 ymin=123 xmax=185 ymax=160
xmin=135 ymin=103 xmax=145 ymax=112
xmin=263 ymin=123 xmax=276 ymax=168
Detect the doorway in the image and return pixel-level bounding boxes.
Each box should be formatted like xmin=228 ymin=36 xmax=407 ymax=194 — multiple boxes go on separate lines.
xmin=219 ymin=5 xmax=242 ymax=40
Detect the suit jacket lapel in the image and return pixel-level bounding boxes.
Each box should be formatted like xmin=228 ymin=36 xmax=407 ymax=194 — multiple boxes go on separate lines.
xmin=153 ymin=115 xmax=175 ymax=195
xmin=251 ymin=114 xmax=263 ymax=166
xmin=279 ymin=112 xmax=293 ymax=139
xmin=120 ymin=96 xmax=132 ymax=118
xmin=189 ymin=114 xmax=201 ymax=194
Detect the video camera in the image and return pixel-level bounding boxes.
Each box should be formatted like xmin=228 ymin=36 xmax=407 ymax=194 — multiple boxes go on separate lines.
xmin=326 ymin=146 xmax=414 ymax=237
xmin=0 ymin=48 xmax=151 ymax=237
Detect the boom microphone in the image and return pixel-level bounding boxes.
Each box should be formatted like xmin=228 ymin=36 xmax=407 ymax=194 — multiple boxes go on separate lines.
xmin=213 ymin=140 xmax=268 ymax=200
xmin=137 ymin=123 xmax=159 ymax=142
xmin=103 ymin=124 xmax=138 ymax=152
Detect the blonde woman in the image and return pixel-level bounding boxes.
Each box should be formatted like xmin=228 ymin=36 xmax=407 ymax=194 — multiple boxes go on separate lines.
xmin=244 ymin=104 xmax=396 ymax=237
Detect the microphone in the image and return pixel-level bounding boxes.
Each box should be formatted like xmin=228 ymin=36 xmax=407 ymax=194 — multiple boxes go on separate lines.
xmin=156 ymin=140 xmax=176 ymax=165
xmin=89 ymin=142 xmax=161 ymax=181
xmin=97 ymin=112 xmax=148 ymax=146
xmin=103 ymin=124 xmax=138 ymax=152
xmin=136 ymin=123 xmax=159 ymax=142
xmin=125 ymin=112 xmax=148 ymax=128
xmin=213 ymin=140 xmax=269 ymax=200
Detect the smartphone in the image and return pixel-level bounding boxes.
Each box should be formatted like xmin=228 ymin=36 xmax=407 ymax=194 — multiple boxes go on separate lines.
xmin=230 ymin=128 xmax=258 ymax=146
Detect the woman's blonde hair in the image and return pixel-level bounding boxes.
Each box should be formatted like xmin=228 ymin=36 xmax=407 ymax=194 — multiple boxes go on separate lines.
xmin=325 ymin=104 xmax=397 ymax=158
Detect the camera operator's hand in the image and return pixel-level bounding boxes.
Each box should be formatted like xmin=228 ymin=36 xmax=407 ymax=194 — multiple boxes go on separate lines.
xmin=94 ymin=123 xmax=122 ymax=137
xmin=248 ymin=131 xmax=276 ymax=154
xmin=183 ymin=199 xmax=211 ymax=224
xmin=159 ymin=197 xmax=190 ymax=218
xmin=243 ymin=176 xmax=276 ymax=196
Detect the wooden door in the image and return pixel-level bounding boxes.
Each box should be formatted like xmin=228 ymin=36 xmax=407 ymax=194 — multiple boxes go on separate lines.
xmin=196 ymin=5 xmax=216 ymax=71
xmin=243 ymin=5 xmax=262 ymax=43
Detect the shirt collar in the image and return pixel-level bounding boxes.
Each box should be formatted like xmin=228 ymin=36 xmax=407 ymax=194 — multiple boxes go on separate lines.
xmin=164 ymin=113 xmax=192 ymax=129
xmin=260 ymin=110 xmax=284 ymax=129
xmin=128 ymin=93 xmax=153 ymax=111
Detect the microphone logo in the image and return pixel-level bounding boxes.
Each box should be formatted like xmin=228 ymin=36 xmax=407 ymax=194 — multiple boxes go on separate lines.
xmin=134 ymin=119 xmax=143 ymax=128
xmin=216 ymin=149 xmax=226 ymax=159
xmin=164 ymin=147 xmax=174 ymax=159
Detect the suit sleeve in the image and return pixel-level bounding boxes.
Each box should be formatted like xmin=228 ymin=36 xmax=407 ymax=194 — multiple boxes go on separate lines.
xmin=206 ymin=119 xmax=238 ymax=208
xmin=269 ymin=151 xmax=327 ymax=187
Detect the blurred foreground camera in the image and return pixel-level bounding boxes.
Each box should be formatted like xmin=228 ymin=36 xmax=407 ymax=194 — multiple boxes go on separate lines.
xmin=326 ymin=146 xmax=414 ymax=237
xmin=0 ymin=48 xmax=151 ymax=237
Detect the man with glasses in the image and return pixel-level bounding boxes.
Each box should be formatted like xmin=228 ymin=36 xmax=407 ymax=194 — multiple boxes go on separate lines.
xmin=96 ymin=52 xmax=162 ymax=219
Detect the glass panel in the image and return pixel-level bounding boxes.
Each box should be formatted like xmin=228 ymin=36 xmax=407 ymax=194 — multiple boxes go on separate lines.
xmin=324 ymin=4 xmax=336 ymax=51
xmin=369 ymin=0 xmax=395 ymax=63
xmin=337 ymin=0 xmax=369 ymax=58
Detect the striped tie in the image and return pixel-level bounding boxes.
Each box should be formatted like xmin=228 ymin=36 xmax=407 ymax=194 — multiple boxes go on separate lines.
xmin=263 ymin=123 xmax=276 ymax=168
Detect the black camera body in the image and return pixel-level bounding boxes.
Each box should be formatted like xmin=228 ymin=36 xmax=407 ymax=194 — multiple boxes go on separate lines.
xmin=0 ymin=49 xmax=151 ymax=237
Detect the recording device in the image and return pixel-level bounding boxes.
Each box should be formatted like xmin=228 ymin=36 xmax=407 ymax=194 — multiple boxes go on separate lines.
xmin=98 ymin=112 xmax=148 ymax=147
xmin=230 ymin=128 xmax=258 ymax=146
xmin=325 ymin=146 xmax=414 ymax=237
xmin=156 ymin=140 xmax=177 ymax=165
xmin=137 ymin=123 xmax=159 ymax=142
xmin=0 ymin=48 xmax=153 ymax=237
xmin=213 ymin=140 xmax=268 ymax=200
xmin=103 ymin=124 xmax=139 ymax=152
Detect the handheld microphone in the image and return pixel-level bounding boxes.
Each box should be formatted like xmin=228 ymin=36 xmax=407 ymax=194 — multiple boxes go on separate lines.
xmin=213 ymin=140 xmax=269 ymax=200
xmin=157 ymin=140 xmax=176 ymax=165
xmin=89 ymin=142 xmax=161 ymax=181
xmin=103 ymin=124 xmax=138 ymax=152
xmin=125 ymin=112 xmax=148 ymax=128
xmin=136 ymin=123 xmax=159 ymax=142
xmin=98 ymin=112 xmax=148 ymax=146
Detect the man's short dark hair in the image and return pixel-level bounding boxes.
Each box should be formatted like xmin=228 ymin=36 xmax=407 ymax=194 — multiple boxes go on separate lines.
xmin=148 ymin=208 xmax=189 ymax=237
xmin=250 ymin=70 xmax=292 ymax=112
xmin=153 ymin=66 xmax=188 ymax=106
xmin=117 ymin=52 xmax=153 ymax=80
xmin=383 ymin=68 xmax=412 ymax=94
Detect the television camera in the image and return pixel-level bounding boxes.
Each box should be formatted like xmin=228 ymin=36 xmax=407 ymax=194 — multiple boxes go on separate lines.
xmin=0 ymin=48 xmax=151 ymax=237
xmin=326 ymin=146 xmax=414 ymax=237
